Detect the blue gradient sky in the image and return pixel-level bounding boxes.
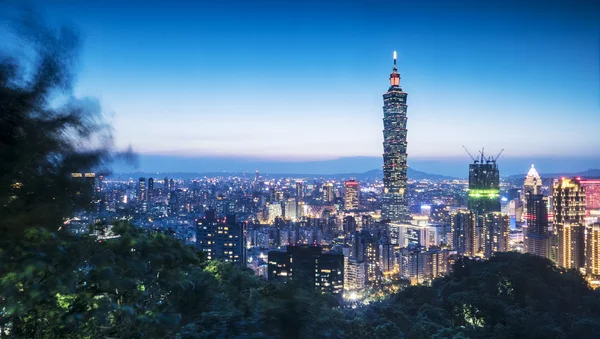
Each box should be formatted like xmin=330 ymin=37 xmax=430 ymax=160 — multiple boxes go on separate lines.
xmin=13 ymin=0 xmax=600 ymax=173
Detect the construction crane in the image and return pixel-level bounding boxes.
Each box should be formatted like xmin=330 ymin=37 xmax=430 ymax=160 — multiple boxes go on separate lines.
xmin=462 ymin=145 xmax=477 ymax=163
xmin=490 ymin=149 xmax=505 ymax=164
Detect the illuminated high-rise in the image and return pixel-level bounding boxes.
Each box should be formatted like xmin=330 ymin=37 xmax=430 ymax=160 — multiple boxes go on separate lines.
xmin=483 ymin=212 xmax=510 ymax=258
xmin=467 ymin=155 xmax=501 ymax=215
xmin=323 ymin=182 xmax=334 ymax=203
xmin=381 ymin=51 xmax=409 ymax=223
xmin=524 ymin=193 xmax=549 ymax=258
xmin=586 ymin=223 xmax=600 ymax=278
xmin=581 ymin=180 xmax=600 ymax=215
xmin=344 ymin=179 xmax=359 ymax=210
xmin=522 ymin=165 xmax=542 ymax=223
xmin=137 ymin=177 xmax=146 ymax=201
xmin=553 ymin=177 xmax=586 ymax=269
xmin=451 ymin=210 xmax=477 ymax=256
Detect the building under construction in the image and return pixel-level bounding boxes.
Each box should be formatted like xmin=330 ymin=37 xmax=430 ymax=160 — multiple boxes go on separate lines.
xmin=464 ymin=147 xmax=502 ymax=215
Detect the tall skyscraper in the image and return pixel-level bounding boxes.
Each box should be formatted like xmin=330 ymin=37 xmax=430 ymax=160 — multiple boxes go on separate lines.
xmin=381 ymin=51 xmax=409 ymax=223
xmin=522 ymin=165 xmax=542 ymax=223
xmin=524 ymin=193 xmax=549 ymax=258
xmin=296 ymin=181 xmax=304 ymax=198
xmin=467 ymin=152 xmax=501 ymax=215
xmin=553 ymin=178 xmax=586 ymax=269
xmin=137 ymin=177 xmax=146 ymax=201
xmin=164 ymin=176 xmax=169 ymax=192
xmin=147 ymin=177 xmax=154 ymax=201
xmin=344 ymin=179 xmax=359 ymax=210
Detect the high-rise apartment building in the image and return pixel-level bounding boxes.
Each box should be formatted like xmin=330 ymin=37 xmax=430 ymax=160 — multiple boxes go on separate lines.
xmin=268 ymin=245 xmax=344 ymax=294
xmin=352 ymin=230 xmax=380 ymax=282
xmin=553 ymin=178 xmax=586 ymax=269
xmin=296 ymin=181 xmax=304 ymax=198
xmin=323 ymin=182 xmax=334 ymax=203
xmin=524 ymin=193 xmax=549 ymax=258
xmin=344 ymin=179 xmax=359 ymax=210
xmin=196 ymin=210 xmax=246 ymax=265
xmin=586 ymin=223 xmax=600 ymax=278
xmin=381 ymin=51 xmax=409 ymax=223
xmin=451 ymin=210 xmax=476 ymax=256
xmin=344 ymin=258 xmax=366 ymax=292
xmin=483 ymin=212 xmax=510 ymax=258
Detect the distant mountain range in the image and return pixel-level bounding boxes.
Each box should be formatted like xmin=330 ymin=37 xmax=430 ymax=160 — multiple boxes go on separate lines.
xmin=110 ymin=167 xmax=455 ymax=181
xmin=111 ymin=154 xmax=600 ymax=178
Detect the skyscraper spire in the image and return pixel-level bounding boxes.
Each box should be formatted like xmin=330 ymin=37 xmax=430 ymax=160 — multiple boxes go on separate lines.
xmin=390 ymin=51 xmax=400 ymax=87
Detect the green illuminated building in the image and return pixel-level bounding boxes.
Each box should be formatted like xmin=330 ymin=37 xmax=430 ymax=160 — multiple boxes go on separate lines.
xmin=467 ymin=154 xmax=501 ymax=215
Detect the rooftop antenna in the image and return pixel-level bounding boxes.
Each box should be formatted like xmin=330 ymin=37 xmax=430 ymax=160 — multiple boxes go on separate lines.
xmin=462 ymin=145 xmax=478 ymax=163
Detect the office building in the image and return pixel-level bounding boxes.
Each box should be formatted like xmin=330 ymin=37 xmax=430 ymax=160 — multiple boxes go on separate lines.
xmin=524 ymin=193 xmax=550 ymax=258
xmin=522 ymin=165 xmax=543 ymax=223
xmin=137 ymin=177 xmax=146 ymax=201
xmin=323 ymin=182 xmax=334 ymax=203
xmin=268 ymin=245 xmax=344 ymax=294
xmin=344 ymin=179 xmax=359 ymax=210
xmin=554 ymin=178 xmax=586 ymax=269
xmin=196 ymin=210 xmax=246 ymax=265
xmin=381 ymin=51 xmax=409 ymax=223
xmin=147 ymin=177 xmax=154 ymax=201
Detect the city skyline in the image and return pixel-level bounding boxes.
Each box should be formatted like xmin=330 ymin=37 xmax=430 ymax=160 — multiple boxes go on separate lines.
xmin=11 ymin=0 xmax=598 ymax=171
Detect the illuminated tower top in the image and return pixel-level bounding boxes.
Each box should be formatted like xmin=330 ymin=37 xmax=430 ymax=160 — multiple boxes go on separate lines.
xmin=390 ymin=51 xmax=400 ymax=88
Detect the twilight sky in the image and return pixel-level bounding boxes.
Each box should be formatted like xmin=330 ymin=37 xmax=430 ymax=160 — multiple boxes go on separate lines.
xmin=8 ymin=0 xmax=600 ymax=173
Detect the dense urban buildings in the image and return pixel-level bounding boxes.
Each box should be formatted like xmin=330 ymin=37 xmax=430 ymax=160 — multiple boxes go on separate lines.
xmin=63 ymin=53 xmax=600 ymax=300
xmin=381 ymin=51 xmax=409 ymax=223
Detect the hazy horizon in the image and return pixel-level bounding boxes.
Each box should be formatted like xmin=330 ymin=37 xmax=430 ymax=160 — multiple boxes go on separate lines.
xmin=111 ymin=153 xmax=600 ymax=177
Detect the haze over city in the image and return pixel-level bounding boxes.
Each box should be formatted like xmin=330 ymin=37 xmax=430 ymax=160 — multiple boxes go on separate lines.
xmin=12 ymin=0 xmax=599 ymax=176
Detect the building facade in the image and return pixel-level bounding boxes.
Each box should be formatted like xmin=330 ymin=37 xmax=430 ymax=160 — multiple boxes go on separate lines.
xmin=196 ymin=210 xmax=246 ymax=265
xmin=268 ymin=245 xmax=344 ymax=294
xmin=524 ymin=193 xmax=550 ymax=258
xmin=381 ymin=51 xmax=409 ymax=223
xmin=344 ymin=179 xmax=359 ymax=210
xmin=553 ymin=178 xmax=586 ymax=269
